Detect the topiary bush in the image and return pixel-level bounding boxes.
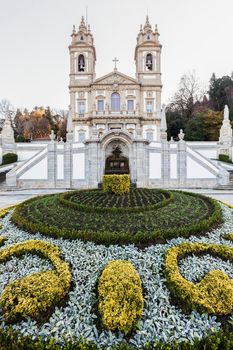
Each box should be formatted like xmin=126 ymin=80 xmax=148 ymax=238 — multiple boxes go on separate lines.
xmin=2 ymin=153 xmax=17 ymax=165
xmin=165 ymin=242 xmax=233 ymax=315
xmin=98 ymin=260 xmax=144 ymax=334
xmin=102 ymin=174 xmax=130 ymax=195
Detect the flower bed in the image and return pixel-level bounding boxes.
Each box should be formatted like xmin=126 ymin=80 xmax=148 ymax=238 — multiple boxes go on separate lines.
xmin=59 ymin=188 xmax=173 ymax=213
xmin=11 ymin=190 xmax=222 ymax=245
xmin=0 ymin=201 xmax=233 ymax=348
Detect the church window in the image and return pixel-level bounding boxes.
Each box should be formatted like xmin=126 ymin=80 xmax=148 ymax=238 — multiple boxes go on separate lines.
xmin=127 ymin=100 xmax=134 ymax=112
xmin=146 ymin=131 xmax=154 ymax=142
xmin=78 ymin=101 xmax=85 ymax=114
xmin=78 ymin=131 xmax=86 ymax=143
xmin=97 ymin=100 xmax=104 ymax=112
xmin=78 ymin=54 xmax=85 ymax=72
xmin=111 ymin=92 xmax=120 ymax=112
xmin=146 ymin=53 xmax=153 ymax=71
xmin=146 ymin=100 xmax=153 ymax=113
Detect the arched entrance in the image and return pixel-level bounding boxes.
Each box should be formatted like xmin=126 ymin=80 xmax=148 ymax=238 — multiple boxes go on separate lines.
xmin=105 ymin=145 xmax=129 ymax=175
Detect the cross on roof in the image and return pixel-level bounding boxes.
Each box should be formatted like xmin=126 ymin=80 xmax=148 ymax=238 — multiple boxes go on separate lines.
xmin=113 ymin=57 xmax=119 ymax=70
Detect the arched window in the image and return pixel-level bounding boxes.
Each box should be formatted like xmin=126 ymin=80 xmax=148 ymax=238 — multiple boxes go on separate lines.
xmin=111 ymin=92 xmax=120 ymax=111
xmin=146 ymin=53 xmax=153 ymax=71
xmin=78 ymin=54 xmax=85 ymax=72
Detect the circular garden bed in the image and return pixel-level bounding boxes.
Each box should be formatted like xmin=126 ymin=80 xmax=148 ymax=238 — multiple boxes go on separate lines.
xmin=11 ymin=189 xmax=221 ymax=245
xmin=1 ymin=190 xmax=233 ymax=349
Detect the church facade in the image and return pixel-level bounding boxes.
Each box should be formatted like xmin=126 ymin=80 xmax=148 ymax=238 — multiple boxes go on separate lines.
xmin=2 ymin=17 xmax=231 ymax=189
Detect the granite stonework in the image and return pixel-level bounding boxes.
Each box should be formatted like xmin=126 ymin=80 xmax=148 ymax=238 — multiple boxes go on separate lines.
xmin=1 ymin=17 xmax=232 ymax=189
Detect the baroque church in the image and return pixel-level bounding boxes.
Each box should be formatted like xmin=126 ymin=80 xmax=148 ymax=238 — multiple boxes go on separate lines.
xmin=1 ymin=17 xmax=231 ymax=189
xmin=67 ymin=16 xmax=163 ymax=182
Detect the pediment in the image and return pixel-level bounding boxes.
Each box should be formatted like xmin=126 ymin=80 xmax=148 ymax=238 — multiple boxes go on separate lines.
xmin=93 ymin=71 xmax=138 ymax=85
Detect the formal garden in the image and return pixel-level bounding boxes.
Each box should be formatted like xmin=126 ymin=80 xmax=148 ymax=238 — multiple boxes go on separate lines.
xmin=1 ymin=175 xmax=233 ymax=349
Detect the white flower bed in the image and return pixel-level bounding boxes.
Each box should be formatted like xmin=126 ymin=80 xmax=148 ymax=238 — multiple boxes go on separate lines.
xmin=0 ymin=203 xmax=233 ymax=348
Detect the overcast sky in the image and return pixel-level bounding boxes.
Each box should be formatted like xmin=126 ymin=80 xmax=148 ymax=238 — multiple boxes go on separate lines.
xmin=0 ymin=0 xmax=232 ymax=111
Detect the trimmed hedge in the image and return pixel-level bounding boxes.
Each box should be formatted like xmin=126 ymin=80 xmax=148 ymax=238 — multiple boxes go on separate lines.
xmin=59 ymin=189 xmax=174 ymax=213
xmin=219 ymin=154 xmax=233 ymax=164
xmin=98 ymin=260 xmax=144 ymax=334
xmin=102 ymin=175 xmax=130 ymax=195
xmin=2 ymin=327 xmax=233 ymax=349
xmin=11 ymin=191 xmax=222 ymax=245
xmin=2 ymin=153 xmax=17 ymax=165
xmin=0 ymin=239 xmax=71 ymax=323
xmin=165 ymin=242 xmax=233 ymax=315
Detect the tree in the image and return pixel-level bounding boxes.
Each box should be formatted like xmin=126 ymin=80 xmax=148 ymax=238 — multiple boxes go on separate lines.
xmin=208 ymin=74 xmax=233 ymax=111
xmin=185 ymin=115 xmax=208 ymax=141
xmin=0 ymin=99 xmax=15 ymax=119
xmin=168 ymin=71 xmax=204 ymax=119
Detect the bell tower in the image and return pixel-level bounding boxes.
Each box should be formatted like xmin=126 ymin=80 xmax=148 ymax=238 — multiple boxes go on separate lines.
xmin=68 ymin=17 xmax=96 ymax=137
xmin=135 ymin=16 xmax=162 ymax=86
xmin=69 ymin=16 xmax=96 ymax=86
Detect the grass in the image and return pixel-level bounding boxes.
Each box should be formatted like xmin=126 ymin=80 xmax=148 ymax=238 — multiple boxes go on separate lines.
xmin=11 ymin=189 xmax=222 ymax=245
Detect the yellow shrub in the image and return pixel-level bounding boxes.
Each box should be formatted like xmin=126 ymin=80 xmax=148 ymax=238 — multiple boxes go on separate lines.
xmin=165 ymin=242 xmax=233 ymax=315
xmin=98 ymin=260 xmax=144 ymax=334
xmin=102 ymin=175 xmax=130 ymax=195
xmin=0 ymin=240 xmax=71 ymax=323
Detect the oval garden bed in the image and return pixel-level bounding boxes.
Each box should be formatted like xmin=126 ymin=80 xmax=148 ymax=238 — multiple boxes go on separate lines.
xmin=11 ymin=189 xmax=222 ymax=245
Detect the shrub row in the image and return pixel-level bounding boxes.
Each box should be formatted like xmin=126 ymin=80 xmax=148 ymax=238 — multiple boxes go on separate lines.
xmin=164 ymin=242 xmax=233 ymax=315
xmin=59 ymin=189 xmax=174 ymax=213
xmin=2 ymin=327 xmax=233 ymax=350
xmin=0 ymin=239 xmax=71 ymax=323
xmin=11 ymin=191 xmax=222 ymax=245
xmin=98 ymin=260 xmax=144 ymax=334
xmin=102 ymin=175 xmax=130 ymax=195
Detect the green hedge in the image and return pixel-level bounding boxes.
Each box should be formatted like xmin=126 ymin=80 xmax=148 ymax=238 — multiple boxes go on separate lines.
xmin=2 ymin=153 xmax=17 ymax=165
xmin=11 ymin=191 xmax=222 ymax=245
xmin=219 ymin=154 xmax=233 ymax=164
xmin=59 ymin=189 xmax=174 ymax=213
xmin=2 ymin=327 xmax=233 ymax=349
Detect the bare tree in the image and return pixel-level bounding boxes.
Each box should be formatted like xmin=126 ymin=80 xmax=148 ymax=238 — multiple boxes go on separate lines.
xmin=0 ymin=99 xmax=15 ymax=119
xmin=168 ymin=71 xmax=204 ymax=118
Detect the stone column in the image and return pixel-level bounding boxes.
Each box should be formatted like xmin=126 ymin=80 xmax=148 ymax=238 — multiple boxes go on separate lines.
xmin=47 ymin=137 xmax=56 ymax=187
xmin=177 ymin=130 xmax=186 ymax=187
xmin=64 ymin=140 xmax=72 ymax=188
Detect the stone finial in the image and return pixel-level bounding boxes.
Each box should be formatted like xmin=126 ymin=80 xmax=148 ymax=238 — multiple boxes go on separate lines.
xmin=170 ymin=136 xmax=174 ymax=142
xmin=72 ymin=25 xmax=76 ymax=35
xmin=224 ymin=105 xmax=229 ymax=120
xmin=178 ymin=129 xmax=185 ymax=141
xmin=160 ymin=104 xmax=167 ymax=132
xmin=155 ymin=24 xmax=158 ymax=31
xmin=144 ymin=15 xmax=152 ymax=29
xmin=49 ymin=130 xmax=56 ymax=142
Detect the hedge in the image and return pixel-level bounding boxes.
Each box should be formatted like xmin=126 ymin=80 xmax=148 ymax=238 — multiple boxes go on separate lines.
xmin=0 ymin=239 xmax=71 ymax=323
xmin=11 ymin=191 xmax=222 ymax=245
xmin=59 ymin=189 xmax=174 ymax=214
xmin=102 ymin=175 xmax=130 ymax=195
xmin=164 ymin=242 xmax=233 ymax=315
xmin=98 ymin=260 xmax=143 ymax=334
xmin=2 ymin=153 xmax=17 ymax=165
